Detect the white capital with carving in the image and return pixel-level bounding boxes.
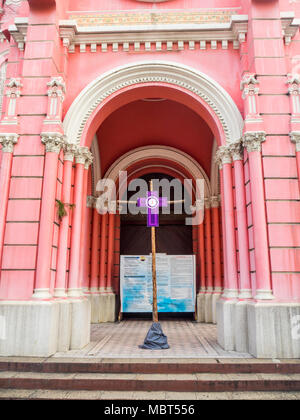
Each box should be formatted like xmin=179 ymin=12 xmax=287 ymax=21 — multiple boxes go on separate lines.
xmin=229 ymin=140 xmax=244 ymax=161
xmin=210 ymin=196 xmax=220 ymax=208
xmin=290 ymin=131 xmax=300 ymax=152
xmin=86 ymin=195 xmax=96 ymax=208
xmin=0 ymin=133 xmax=19 ymax=153
xmin=242 ymin=131 xmax=266 ymax=153
xmin=240 ymin=73 xmax=259 ymax=116
xmin=215 ymin=145 xmax=232 ymax=169
xmin=41 ymin=133 xmax=65 ymax=154
xmin=287 ymin=74 xmax=300 ymax=115
xmin=63 ymin=143 xmax=77 ymax=162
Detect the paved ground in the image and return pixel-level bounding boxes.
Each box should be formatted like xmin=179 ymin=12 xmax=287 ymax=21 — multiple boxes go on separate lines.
xmin=53 ymin=320 xmax=252 ymax=359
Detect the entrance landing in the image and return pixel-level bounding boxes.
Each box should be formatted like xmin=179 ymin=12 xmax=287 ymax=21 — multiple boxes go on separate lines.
xmin=53 ymin=320 xmax=252 ymax=359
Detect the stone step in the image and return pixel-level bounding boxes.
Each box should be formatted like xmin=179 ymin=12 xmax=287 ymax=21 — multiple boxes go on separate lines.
xmin=1 ymin=389 xmax=300 ymax=400
xmin=0 ymin=371 xmax=300 ymax=392
xmin=1 ymin=358 xmax=300 ymax=375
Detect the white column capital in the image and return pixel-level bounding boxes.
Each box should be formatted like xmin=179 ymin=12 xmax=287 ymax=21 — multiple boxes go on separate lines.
xmin=0 ymin=133 xmax=19 ymax=153
xmin=290 ymin=131 xmax=300 ymax=152
xmin=41 ymin=132 xmax=65 ymax=154
xmin=63 ymin=143 xmax=78 ymax=161
xmin=215 ymin=145 xmax=232 ymax=169
xmin=87 ymin=195 xmax=96 ymax=208
xmin=240 ymin=73 xmax=259 ymax=98
xmin=210 ymin=196 xmax=220 ymax=208
xmin=75 ymin=146 xmax=93 ymax=167
xmin=242 ymin=131 xmax=266 ymax=153
xmin=229 ymin=141 xmax=244 ymax=161
xmin=6 ymin=77 xmax=22 ymax=98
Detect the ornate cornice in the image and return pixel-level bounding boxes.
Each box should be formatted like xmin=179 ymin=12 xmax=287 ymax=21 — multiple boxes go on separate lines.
xmin=242 ymin=131 xmax=266 ymax=153
xmin=0 ymin=133 xmax=19 ymax=153
xmin=229 ymin=141 xmax=244 ymax=161
xmin=8 ymin=18 xmax=28 ymax=51
xmin=215 ymin=145 xmax=232 ymax=168
xmin=280 ymin=12 xmax=300 ymax=46
xmin=290 ymin=131 xmax=300 ymax=152
xmin=41 ymin=133 xmax=65 ymax=154
xmin=59 ymin=14 xmax=248 ymax=53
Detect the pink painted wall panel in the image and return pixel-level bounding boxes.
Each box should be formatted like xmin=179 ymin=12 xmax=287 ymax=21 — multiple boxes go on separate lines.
xmin=268 ymin=224 xmax=300 ymax=247
xmin=9 ymin=178 xmax=43 ymax=199
xmin=25 ymin=41 xmax=55 ymax=60
xmin=259 ymin=95 xmax=290 ymax=114
xmin=272 ymin=273 xmax=300 ymax=301
xmin=263 ymin=157 xmax=298 ymax=178
xmin=11 ymin=156 xmax=44 ymax=177
xmin=1 ymin=245 xmax=37 ymax=270
xmin=6 ymin=200 xmax=41 ymax=222
xmin=26 ymin=25 xmax=58 ymax=42
xmin=263 ymin=115 xmax=290 ymax=135
xmin=19 ymin=116 xmax=45 ymax=135
xmin=262 ymin=136 xmax=296 ymax=156
xmin=0 ymin=271 xmax=35 ymax=300
xmin=22 ymin=58 xmax=57 ymax=78
xmin=21 ymin=78 xmax=49 ymax=96
xmin=13 ymin=136 xmax=44 ymax=155
xmin=4 ymin=223 xmax=39 ymax=245
xmin=270 ymin=248 xmax=300 ymax=272
xmin=266 ymin=201 xmax=300 ymax=223
xmin=264 ymin=179 xmax=300 ymax=200
xmin=19 ymin=96 xmax=48 ymax=115
xmin=257 ymin=76 xmax=288 ymax=95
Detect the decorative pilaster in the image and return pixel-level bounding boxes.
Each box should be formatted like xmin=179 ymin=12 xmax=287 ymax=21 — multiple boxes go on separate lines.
xmin=90 ymin=197 xmax=101 ymax=293
xmin=0 ymin=134 xmax=19 ymax=273
xmin=290 ymin=132 xmax=300 ymax=192
xmin=287 ymin=74 xmax=300 ymax=124
xmin=215 ymin=145 xmax=239 ymax=299
xmin=2 ymin=78 xmax=22 ymax=124
xmin=242 ymin=132 xmax=273 ymax=300
xmin=33 ymin=133 xmax=65 ymax=299
xmin=240 ymin=74 xmax=261 ymax=122
xmin=229 ymin=141 xmax=252 ymax=299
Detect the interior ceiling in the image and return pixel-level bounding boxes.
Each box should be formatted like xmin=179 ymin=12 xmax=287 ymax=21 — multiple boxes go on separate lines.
xmin=96 ymin=99 xmax=214 ymax=177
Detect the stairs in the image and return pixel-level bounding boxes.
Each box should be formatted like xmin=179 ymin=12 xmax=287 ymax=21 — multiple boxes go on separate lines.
xmin=0 ymin=358 xmax=300 ymax=399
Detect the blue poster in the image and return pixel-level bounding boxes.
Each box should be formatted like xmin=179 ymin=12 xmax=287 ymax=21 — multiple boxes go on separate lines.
xmin=120 ymin=255 xmax=196 ymax=313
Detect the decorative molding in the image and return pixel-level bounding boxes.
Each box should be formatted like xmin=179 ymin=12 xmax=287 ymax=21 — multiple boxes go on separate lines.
xmin=41 ymin=133 xmax=65 ymax=154
xmin=242 ymin=131 xmax=266 ymax=153
xmin=6 ymin=78 xmax=22 ymax=98
xmin=280 ymin=12 xmax=300 ymax=46
xmin=215 ymin=145 xmax=232 ymax=168
xmin=59 ymin=14 xmax=248 ymax=53
xmin=47 ymin=77 xmax=66 ymax=99
xmin=63 ymin=61 xmax=244 ymax=147
xmin=8 ymin=18 xmax=28 ymax=51
xmin=290 ymin=131 xmax=300 ymax=152
xmin=0 ymin=133 xmax=18 ymax=153
xmin=75 ymin=146 xmax=93 ymax=167
xmin=229 ymin=141 xmax=244 ymax=161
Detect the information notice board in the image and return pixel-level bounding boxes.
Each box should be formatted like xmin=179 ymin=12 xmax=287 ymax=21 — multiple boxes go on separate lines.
xmin=120 ymin=254 xmax=196 ymax=313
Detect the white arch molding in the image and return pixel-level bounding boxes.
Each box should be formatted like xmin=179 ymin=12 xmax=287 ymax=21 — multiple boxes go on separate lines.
xmin=102 ymin=145 xmax=212 ymax=198
xmin=63 ymin=61 xmax=244 ymax=147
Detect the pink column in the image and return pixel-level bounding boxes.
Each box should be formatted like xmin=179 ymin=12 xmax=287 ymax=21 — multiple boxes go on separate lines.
xmin=243 ymin=133 xmax=273 ymax=300
xmin=99 ymin=213 xmax=108 ymax=293
xmin=197 ymin=220 xmax=206 ymax=293
xmin=33 ymin=134 xmax=64 ymax=299
xmin=54 ymin=144 xmax=76 ymax=297
xmin=230 ymin=142 xmax=252 ymax=299
xmin=216 ymin=146 xmax=239 ymax=299
xmin=106 ymin=212 xmax=115 ymax=292
xmin=204 ymin=201 xmax=213 ymax=294
xmin=79 ymin=155 xmax=93 ymax=293
xmin=0 ymin=135 xmax=18 ymax=272
xmin=211 ymin=196 xmax=222 ymax=292
xmin=90 ymin=206 xmax=100 ymax=292
xmin=68 ymin=146 xmax=90 ymax=297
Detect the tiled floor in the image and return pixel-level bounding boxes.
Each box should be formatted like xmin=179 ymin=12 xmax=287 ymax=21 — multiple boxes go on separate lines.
xmin=53 ymin=320 xmax=252 ymax=359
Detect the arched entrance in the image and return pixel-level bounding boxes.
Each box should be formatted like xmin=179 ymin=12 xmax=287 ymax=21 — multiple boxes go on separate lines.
xmin=60 ymin=60 xmax=244 ymax=350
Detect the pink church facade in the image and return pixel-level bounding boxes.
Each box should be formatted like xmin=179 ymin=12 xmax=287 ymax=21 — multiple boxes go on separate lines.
xmin=0 ymin=0 xmax=299 ymax=358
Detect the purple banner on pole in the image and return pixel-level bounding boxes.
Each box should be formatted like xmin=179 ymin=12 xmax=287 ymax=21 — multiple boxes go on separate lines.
xmin=137 ymin=191 xmax=168 ymax=227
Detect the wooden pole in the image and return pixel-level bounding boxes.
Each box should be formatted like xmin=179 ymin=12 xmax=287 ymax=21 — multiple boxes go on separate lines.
xmin=150 ymin=180 xmax=158 ymax=323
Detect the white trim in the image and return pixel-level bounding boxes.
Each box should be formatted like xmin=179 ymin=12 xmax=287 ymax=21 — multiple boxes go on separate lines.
xmin=63 ymin=61 xmax=243 ymax=147
xmin=59 ymin=15 xmax=248 ymax=52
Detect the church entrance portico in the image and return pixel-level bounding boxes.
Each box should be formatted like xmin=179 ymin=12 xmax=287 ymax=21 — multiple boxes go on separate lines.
xmin=1 ymin=60 xmax=299 ymax=359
